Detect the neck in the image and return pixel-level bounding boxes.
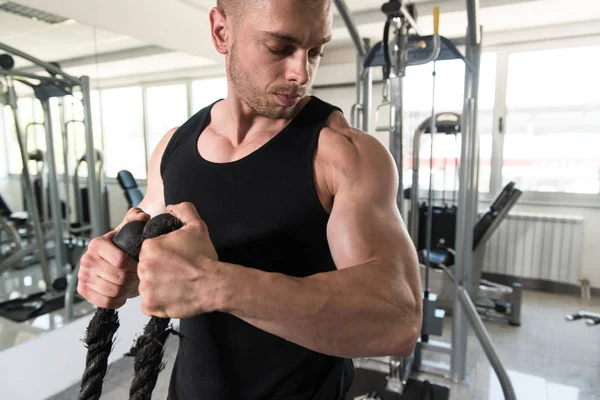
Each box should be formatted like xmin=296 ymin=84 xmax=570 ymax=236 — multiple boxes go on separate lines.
xmin=214 ymin=91 xmax=311 ymax=145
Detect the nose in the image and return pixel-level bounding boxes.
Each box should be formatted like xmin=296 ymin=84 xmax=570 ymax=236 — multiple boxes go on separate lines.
xmin=285 ymin=52 xmax=310 ymax=87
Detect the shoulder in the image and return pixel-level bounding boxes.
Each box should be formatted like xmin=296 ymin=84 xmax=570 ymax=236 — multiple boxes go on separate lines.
xmin=316 ymin=111 xmax=398 ymax=196
xmin=155 ymin=126 xmax=181 ymax=173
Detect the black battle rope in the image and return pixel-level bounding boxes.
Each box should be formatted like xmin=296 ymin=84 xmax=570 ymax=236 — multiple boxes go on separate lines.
xmin=78 ymin=213 xmax=182 ymax=400
xmin=125 ymin=213 xmax=183 ymax=400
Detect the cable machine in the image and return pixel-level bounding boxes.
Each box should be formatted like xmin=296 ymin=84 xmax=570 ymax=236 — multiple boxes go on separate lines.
xmin=335 ymin=0 xmax=517 ymax=398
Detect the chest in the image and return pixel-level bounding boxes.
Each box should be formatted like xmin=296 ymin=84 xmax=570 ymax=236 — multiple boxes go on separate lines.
xmin=163 ymin=144 xmax=331 ymax=251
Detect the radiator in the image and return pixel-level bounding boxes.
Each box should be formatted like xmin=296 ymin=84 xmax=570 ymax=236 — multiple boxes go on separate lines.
xmin=483 ymin=213 xmax=584 ymax=284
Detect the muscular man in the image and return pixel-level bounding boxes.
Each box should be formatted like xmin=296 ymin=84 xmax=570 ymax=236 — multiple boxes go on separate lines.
xmin=78 ymin=0 xmax=422 ymax=398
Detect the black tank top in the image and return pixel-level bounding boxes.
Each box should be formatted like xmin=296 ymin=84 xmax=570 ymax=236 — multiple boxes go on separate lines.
xmin=161 ymin=96 xmax=355 ymax=400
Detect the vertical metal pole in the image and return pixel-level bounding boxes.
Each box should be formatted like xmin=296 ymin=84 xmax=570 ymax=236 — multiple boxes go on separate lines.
xmin=59 ymin=98 xmax=72 ymax=224
xmin=186 ymin=80 xmax=194 ymax=118
xmin=6 ymin=79 xmax=52 ymax=289
xmin=361 ymin=38 xmax=372 ymax=134
xmin=409 ymin=131 xmax=421 ymax=242
xmin=80 ymin=76 xmax=105 ymax=237
xmin=354 ymin=49 xmax=365 ymax=129
xmin=334 ymin=0 xmax=368 ymax=131
xmin=142 ymin=86 xmax=150 ymax=169
xmin=452 ymin=0 xmax=482 ymax=382
xmin=41 ymin=99 xmax=67 ymax=275
xmin=389 ymin=19 xmax=409 ymax=218
xmin=389 ymin=75 xmax=404 ymax=217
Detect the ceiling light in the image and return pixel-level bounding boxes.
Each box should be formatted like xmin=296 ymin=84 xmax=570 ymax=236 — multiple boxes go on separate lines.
xmin=0 ymin=1 xmax=69 ymax=24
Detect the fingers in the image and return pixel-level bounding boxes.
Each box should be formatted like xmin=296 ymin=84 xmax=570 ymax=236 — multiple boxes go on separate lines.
xmin=78 ymin=257 xmax=135 ymax=309
xmin=166 ymin=202 xmax=202 ymax=227
xmin=77 ymin=208 xmax=150 ymax=309
xmin=102 ymin=207 xmax=151 ymax=242
xmin=118 ymin=207 xmax=151 ymax=229
xmin=87 ymin=236 xmax=137 ymax=273
xmin=77 ymin=285 xmax=127 ymax=309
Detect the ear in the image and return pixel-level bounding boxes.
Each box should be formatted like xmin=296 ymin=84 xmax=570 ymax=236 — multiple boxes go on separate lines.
xmin=210 ymin=7 xmax=229 ymax=55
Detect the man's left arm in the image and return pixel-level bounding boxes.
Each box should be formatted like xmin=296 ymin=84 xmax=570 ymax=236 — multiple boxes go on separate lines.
xmin=225 ymin=131 xmax=423 ymax=358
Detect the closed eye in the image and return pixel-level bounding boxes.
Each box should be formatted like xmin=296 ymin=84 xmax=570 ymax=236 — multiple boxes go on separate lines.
xmin=268 ymin=47 xmax=294 ymax=56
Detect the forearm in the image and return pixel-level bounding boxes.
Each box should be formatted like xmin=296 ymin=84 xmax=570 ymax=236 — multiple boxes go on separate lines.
xmin=222 ymin=261 xmax=422 ymax=359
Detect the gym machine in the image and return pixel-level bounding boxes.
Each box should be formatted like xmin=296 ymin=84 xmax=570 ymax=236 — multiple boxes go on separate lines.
xmin=117 ymin=169 xmax=144 ymax=208
xmin=0 ymin=42 xmax=110 ymax=322
xmin=410 ymin=114 xmax=524 ymax=326
xmin=336 ymin=0 xmax=517 ymax=398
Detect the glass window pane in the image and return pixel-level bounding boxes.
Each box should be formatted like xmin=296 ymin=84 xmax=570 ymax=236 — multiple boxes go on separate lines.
xmin=506 ymin=46 xmax=600 ymax=108
xmin=403 ymin=52 xmax=496 ymax=194
xmin=100 ymin=87 xmax=145 ymax=179
xmin=146 ymin=84 xmax=188 ymax=159
xmin=504 ymin=46 xmax=600 ymax=194
xmin=192 ymin=78 xmax=227 ymax=113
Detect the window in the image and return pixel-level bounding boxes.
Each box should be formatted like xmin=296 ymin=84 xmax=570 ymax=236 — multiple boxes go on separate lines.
xmin=61 ymin=91 xmax=104 ymax=178
xmin=504 ymin=45 xmax=600 ymax=194
xmin=146 ymin=84 xmax=188 ymax=159
xmin=100 ymin=87 xmax=146 ymax=179
xmin=403 ymin=52 xmax=497 ymax=195
xmin=192 ymin=78 xmax=227 ymax=113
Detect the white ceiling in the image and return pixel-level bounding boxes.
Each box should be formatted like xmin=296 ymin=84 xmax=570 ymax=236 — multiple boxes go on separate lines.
xmin=63 ymin=52 xmax=215 ymax=80
xmin=0 ymin=12 xmax=148 ymax=68
xmin=2 ymin=0 xmax=600 ymax=82
xmin=184 ymin=0 xmax=434 ymax=14
xmin=185 ymin=0 xmax=410 ymax=12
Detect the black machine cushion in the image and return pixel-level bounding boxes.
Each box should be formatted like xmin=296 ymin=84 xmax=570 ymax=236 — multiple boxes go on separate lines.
xmin=117 ymin=170 xmax=144 ymax=208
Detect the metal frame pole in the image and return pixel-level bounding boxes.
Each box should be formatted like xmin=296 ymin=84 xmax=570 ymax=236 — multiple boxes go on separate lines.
xmin=61 ymin=102 xmax=73 ymax=224
xmin=80 ymin=76 xmax=105 ymax=237
xmin=389 ymin=75 xmax=404 ymax=217
xmin=0 ymin=42 xmax=81 ymax=86
xmin=5 ymin=78 xmax=52 ymax=289
xmin=334 ymin=0 xmax=368 ymax=57
xmin=389 ymin=17 xmax=409 ymax=218
xmin=458 ymin=288 xmax=517 ymax=399
xmin=361 ymin=38 xmax=372 ymax=134
xmin=40 ymin=98 xmax=67 ymax=274
xmin=335 ymin=0 xmax=370 ymax=131
xmin=452 ymin=0 xmax=482 ymax=382
xmin=353 ymin=50 xmax=364 ymax=129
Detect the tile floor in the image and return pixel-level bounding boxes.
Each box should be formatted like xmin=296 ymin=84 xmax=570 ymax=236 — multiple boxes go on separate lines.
xmin=41 ymin=290 xmax=600 ymax=400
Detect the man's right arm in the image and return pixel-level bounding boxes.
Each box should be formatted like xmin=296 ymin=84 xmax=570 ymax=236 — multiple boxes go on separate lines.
xmin=77 ymin=127 xmax=178 ymax=308
xmin=136 ymin=126 xmax=178 ymax=217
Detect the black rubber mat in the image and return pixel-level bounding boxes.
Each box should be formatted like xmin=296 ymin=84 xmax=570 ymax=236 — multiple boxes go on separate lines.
xmin=0 ymin=291 xmax=83 ymax=322
xmin=346 ymin=369 xmax=450 ymax=400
